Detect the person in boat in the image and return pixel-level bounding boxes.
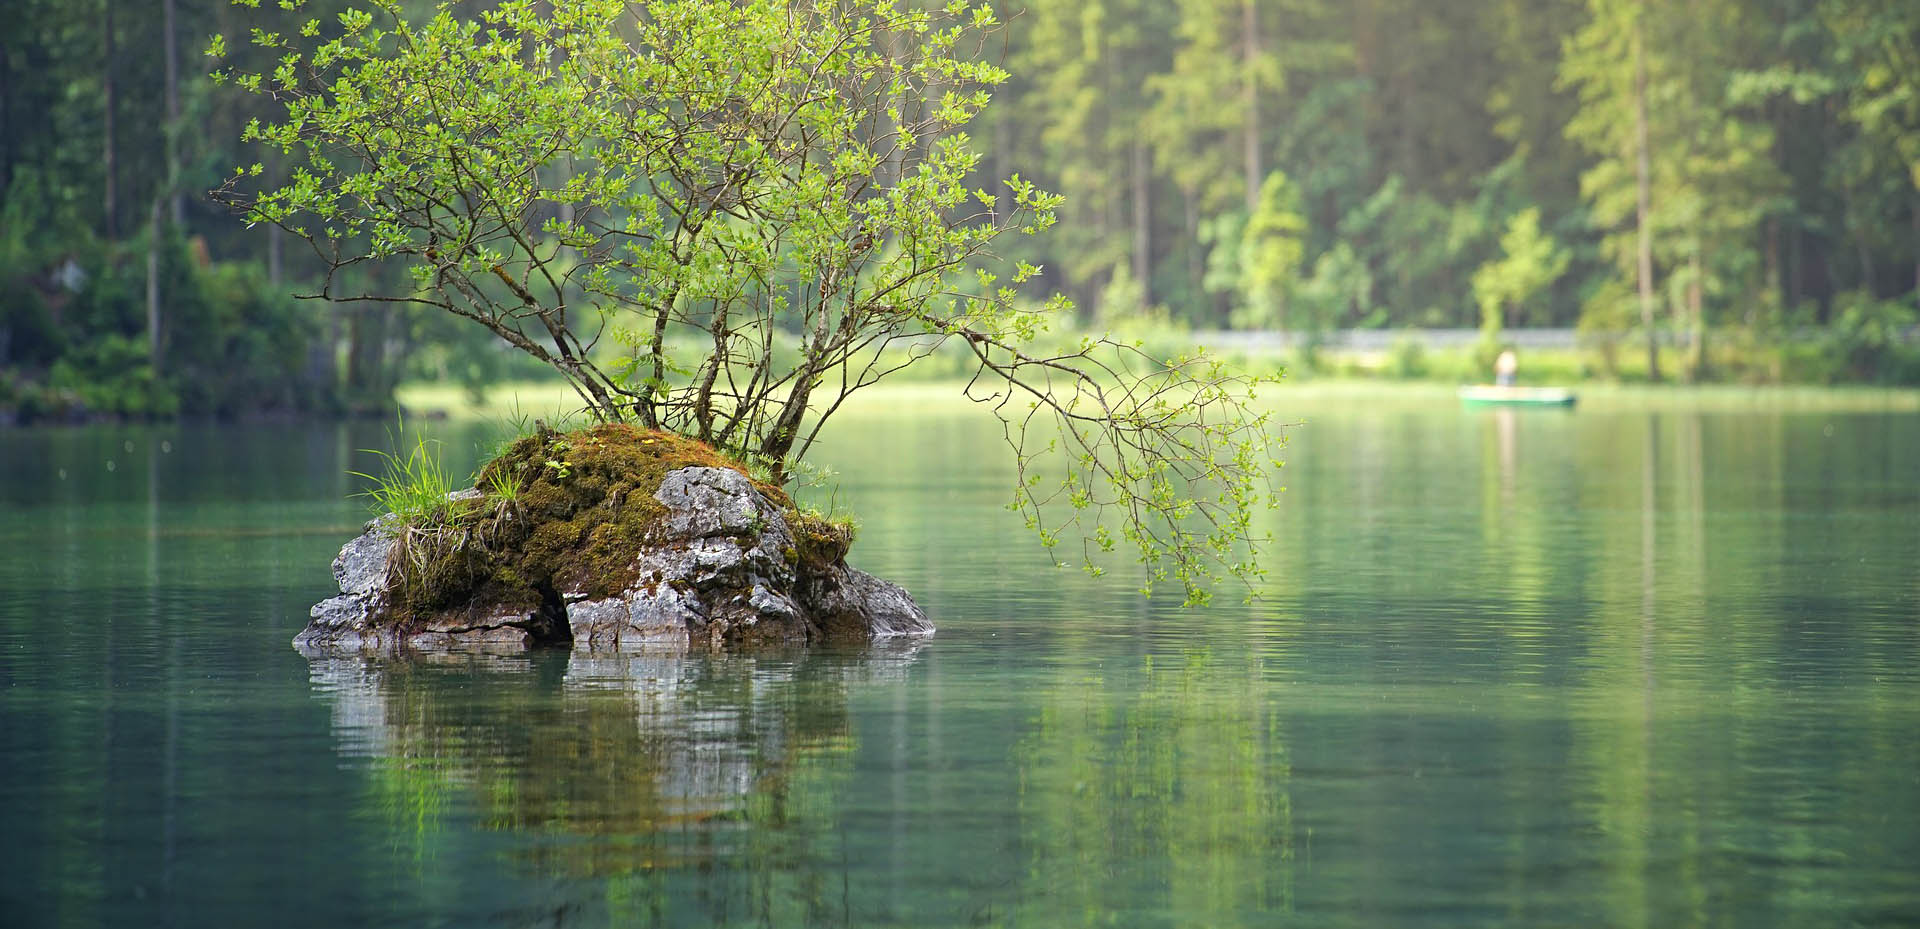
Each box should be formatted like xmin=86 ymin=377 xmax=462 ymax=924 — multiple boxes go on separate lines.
xmin=1494 ymin=349 xmax=1518 ymax=387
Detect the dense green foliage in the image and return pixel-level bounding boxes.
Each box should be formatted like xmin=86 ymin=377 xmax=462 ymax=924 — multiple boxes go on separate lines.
xmin=2 ymin=0 xmax=1916 ymax=416
xmin=0 ymin=0 xmax=550 ymax=419
xmin=216 ymin=0 xmax=1064 ymax=440
xmin=987 ymin=0 xmax=1917 ymax=382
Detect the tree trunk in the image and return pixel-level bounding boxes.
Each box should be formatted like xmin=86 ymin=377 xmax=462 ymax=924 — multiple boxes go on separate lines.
xmin=323 ymin=302 xmax=341 ymax=400
xmin=1685 ymin=247 xmax=1704 ymax=382
xmin=1910 ymin=192 xmax=1919 ymax=298
xmin=1183 ymin=189 xmax=1202 ymax=303
xmin=1 ymin=44 xmax=13 ymax=194
xmin=1762 ymin=216 xmax=1779 ymax=326
xmin=347 ymin=304 xmax=376 ymax=413
xmin=883 ymin=27 xmax=907 ymax=188
xmin=266 ymin=152 xmax=285 ymax=283
xmin=1788 ymin=223 xmax=1804 ymax=310
xmin=1631 ymin=10 xmax=1659 ymax=382
xmin=1242 ymin=0 xmax=1263 ymax=215
xmin=375 ymin=305 xmax=403 ymax=404
xmin=994 ymin=110 xmax=1009 ymax=220
xmin=146 ymin=198 xmax=162 ymax=374
xmin=103 ymin=0 xmax=118 ymax=238
xmin=1131 ymin=138 xmax=1152 ymax=309
xmin=1858 ymin=230 xmax=1874 ymax=294
xmin=163 ymin=0 xmax=183 ymax=227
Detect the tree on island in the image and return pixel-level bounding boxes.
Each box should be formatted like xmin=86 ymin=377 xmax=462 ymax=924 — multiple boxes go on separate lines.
xmin=214 ymin=0 xmax=1281 ymax=604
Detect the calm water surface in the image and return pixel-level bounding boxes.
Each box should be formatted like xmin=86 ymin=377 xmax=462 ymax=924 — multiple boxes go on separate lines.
xmin=2 ymin=390 xmax=1917 ymax=927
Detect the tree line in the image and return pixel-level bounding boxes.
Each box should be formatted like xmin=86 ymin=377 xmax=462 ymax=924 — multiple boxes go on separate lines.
xmin=989 ymin=0 xmax=1918 ymax=381
xmin=1 ymin=0 xmax=1916 ymax=423
xmin=1 ymin=0 xmax=542 ymax=420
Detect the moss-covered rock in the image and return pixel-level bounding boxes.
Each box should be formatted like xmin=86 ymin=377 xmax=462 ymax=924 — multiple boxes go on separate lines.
xmin=297 ymin=424 xmax=930 ymax=654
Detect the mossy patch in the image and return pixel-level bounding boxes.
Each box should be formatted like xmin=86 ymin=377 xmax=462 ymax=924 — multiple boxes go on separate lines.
xmin=381 ymin=423 xmax=795 ymax=634
xmin=788 ymin=508 xmax=854 ymax=573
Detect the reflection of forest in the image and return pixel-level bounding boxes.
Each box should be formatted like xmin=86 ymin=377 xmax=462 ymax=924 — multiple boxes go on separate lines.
xmin=1015 ymin=651 xmax=1296 ymax=926
xmin=308 ymin=646 xmax=921 ymax=879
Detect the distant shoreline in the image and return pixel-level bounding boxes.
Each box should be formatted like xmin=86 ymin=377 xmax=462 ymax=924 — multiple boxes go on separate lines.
xmin=397 ymin=378 xmax=1920 ymax=422
xmin=10 ymin=376 xmax=1915 ymax=429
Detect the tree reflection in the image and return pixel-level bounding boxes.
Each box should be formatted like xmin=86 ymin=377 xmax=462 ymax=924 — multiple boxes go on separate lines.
xmin=306 ymin=645 xmax=920 ymax=899
xmin=1014 ymin=650 xmax=1294 ymax=927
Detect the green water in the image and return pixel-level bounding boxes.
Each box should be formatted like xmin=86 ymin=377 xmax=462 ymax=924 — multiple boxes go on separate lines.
xmin=2 ymin=392 xmax=1917 ymax=927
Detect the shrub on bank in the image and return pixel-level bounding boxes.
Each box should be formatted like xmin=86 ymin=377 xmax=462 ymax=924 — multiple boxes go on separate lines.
xmin=1200 ymin=321 xmax=1919 ymax=387
xmin=0 ymin=236 xmax=339 ymax=422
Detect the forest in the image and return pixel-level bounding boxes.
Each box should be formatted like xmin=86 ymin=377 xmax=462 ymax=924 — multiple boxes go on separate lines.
xmin=2 ymin=0 xmax=1916 ymax=421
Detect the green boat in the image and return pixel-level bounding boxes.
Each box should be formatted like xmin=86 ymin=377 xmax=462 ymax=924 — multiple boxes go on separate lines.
xmin=1458 ymin=385 xmax=1578 ymax=408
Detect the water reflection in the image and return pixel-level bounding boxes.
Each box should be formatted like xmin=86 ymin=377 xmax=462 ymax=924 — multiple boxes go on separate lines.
xmin=308 ymin=645 xmax=922 ymax=886
xmin=6 ymin=400 xmax=1920 ymax=928
xmin=1014 ymin=650 xmax=1295 ymax=927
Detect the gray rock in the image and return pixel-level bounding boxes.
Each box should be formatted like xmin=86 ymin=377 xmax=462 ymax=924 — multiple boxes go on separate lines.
xmin=331 ymin=519 xmax=395 ymax=596
xmin=817 ymin=566 xmax=933 ymax=638
xmin=796 ymin=561 xmax=932 ymax=639
xmin=296 ymin=591 xmax=561 ymax=654
xmin=566 ymin=467 xmax=820 ymax=649
xmin=297 ymin=524 xmax=396 ymax=652
xmin=297 ymin=465 xmax=932 ymax=655
xmin=653 ymin=467 xmax=773 ymax=538
xmin=565 ymin=588 xmax=695 ymax=650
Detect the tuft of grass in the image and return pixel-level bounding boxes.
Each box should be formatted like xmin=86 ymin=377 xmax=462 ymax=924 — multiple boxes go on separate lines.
xmin=480 ymin=460 xmax=525 ymax=504
xmin=801 ymin=504 xmax=858 ymax=540
xmin=351 ymin=427 xmax=461 ymax=527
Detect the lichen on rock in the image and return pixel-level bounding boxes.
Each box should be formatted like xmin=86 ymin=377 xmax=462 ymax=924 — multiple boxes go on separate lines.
xmin=296 ymin=424 xmax=931 ymax=655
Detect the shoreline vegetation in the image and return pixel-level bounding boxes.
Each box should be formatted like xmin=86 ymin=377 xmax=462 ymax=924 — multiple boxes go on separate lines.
xmin=8 ymin=331 xmax=1918 ymax=428
xmin=398 ymin=373 xmax=1920 ymax=425
xmin=7 ymin=0 xmax=1919 ymax=430
xmin=9 ymin=321 xmax=1918 ymax=427
xmin=7 ymin=320 xmax=1912 ymax=426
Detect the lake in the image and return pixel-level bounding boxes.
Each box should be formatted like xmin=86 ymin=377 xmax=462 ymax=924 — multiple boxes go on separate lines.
xmin=2 ymin=385 xmax=1917 ymax=927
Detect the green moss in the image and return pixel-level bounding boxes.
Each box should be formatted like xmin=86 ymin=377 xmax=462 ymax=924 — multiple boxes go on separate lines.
xmin=382 ymin=423 xmax=797 ymax=632
xmin=788 ymin=508 xmax=855 ymax=573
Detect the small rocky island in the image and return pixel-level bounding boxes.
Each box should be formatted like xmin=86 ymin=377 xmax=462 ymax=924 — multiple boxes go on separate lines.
xmin=297 ymin=424 xmax=931 ymax=654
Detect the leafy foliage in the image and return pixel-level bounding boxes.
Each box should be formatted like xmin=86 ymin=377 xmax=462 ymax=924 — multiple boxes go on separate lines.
xmin=6 ymin=0 xmax=1919 ymax=415
xmin=218 ymin=0 xmax=1285 ymax=602
xmin=1474 ymin=208 xmax=1571 ymax=338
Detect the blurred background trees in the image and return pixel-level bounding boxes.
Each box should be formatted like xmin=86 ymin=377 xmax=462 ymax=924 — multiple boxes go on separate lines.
xmin=2 ymin=0 xmax=1916 ymax=422
xmin=0 ymin=0 xmax=547 ymax=419
xmin=985 ymin=0 xmax=1917 ymax=381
